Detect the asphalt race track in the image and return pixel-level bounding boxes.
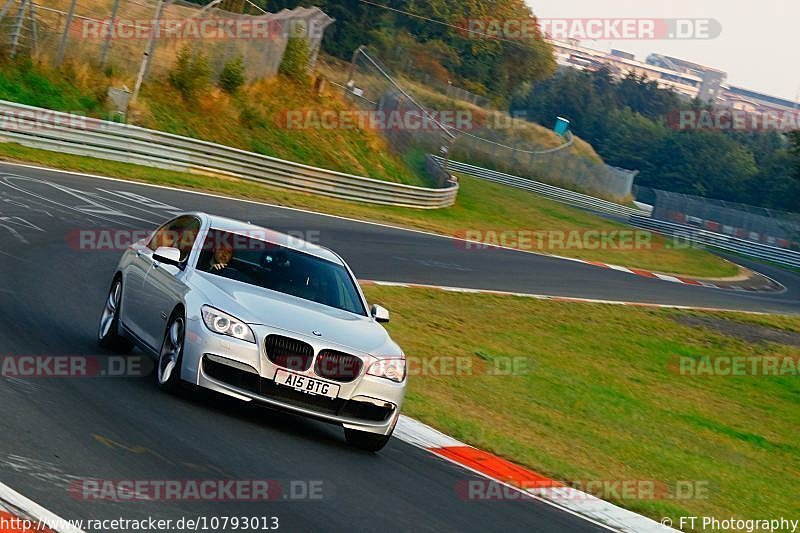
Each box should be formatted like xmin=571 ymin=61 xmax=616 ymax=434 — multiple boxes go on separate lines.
xmin=0 ymin=162 xmax=797 ymax=532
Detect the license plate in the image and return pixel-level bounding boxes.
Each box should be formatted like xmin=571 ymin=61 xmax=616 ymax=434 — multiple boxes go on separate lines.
xmin=274 ymin=369 xmax=340 ymax=399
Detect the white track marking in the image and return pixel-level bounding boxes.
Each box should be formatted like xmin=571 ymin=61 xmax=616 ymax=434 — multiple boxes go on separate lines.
xmin=0 ymin=216 xmax=43 ymax=232
xmin=0 ymin=160 xmax=764 ymax=291
xmin=0 ymin=175 xmax=157 ymax=226
xmin=361 ymin=280 xmax=774 ymax=315
xmin=0 ymin=481 xmax=84 ymax=533
xmin=95 ymin=188 xmax=183 ymax=216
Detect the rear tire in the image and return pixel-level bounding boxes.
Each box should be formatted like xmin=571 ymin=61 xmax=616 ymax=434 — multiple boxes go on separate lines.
xmin=98 ymin=278 xmax=134 ymax=353
xmin=157 ymin=311 xmax=185 ymax=393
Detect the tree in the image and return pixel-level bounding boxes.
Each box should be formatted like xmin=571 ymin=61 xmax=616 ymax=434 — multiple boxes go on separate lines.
xmin=260 ymin=0 xmax=555 ymax=98
xmin=169 ymin=46 xmax=211 ymax=99
xmin=598 ymin=108 xmax=667 ymax=174
xmin=789 ymin=130 xmax=800 ymax=179
xmin=219 ymin=56 xmax=246 ymax=93
xmin=641 ymin=131 xmax=757 ymax=200
xmin=279 ymin=25 xmax=311 ymax=82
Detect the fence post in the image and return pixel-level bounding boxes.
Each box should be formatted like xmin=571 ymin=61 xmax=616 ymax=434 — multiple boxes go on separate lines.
xmin=131 ymin=0 xmax=165 ymax=104
xmin=55 ymin=0 xmax=77 ymax=66
xmin=26 ymin=0 xmax=37 ymax=55
xmin=9 ymin=0 xmax=28 ymax=58
xmin=100 ymin=0 xmax=121 ymax=68
xmin=346 ymin=45 xmax=366 ymax=86
xmin=0 ymin=0 xmax=16 ymax=22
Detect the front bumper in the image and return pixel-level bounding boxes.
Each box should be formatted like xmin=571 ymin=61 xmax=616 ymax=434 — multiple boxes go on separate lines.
xmin=182 ymin=320 xmax=405 ymax=435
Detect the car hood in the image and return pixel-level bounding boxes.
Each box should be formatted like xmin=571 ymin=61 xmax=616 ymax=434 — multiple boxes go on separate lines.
xmin=189 ymin=271 xmax=401 ymax=356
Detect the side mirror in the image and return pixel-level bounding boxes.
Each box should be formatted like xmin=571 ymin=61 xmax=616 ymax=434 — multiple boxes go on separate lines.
xmin=153 ymin=246 xmax=182 ymax=267
xmin=371 ymin=304 xmax=390 ymax=323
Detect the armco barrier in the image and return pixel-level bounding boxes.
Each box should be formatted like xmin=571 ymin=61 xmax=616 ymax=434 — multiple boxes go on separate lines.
xmin=431 ymin=155 xmax=647 ymax=218
xmin=0 ymin=100 xmax=458 ymax=209
xmin=629 ymin=215 xmax=800 ymax=269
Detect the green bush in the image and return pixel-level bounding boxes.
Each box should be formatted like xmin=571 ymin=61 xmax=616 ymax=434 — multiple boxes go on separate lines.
xmin=278 ymin=25 xmax=310 ymax=82
xmin=168 ymin=46 xmax=211 ymax=99
xmin=218 ymin=56 xmax=246 ymax=94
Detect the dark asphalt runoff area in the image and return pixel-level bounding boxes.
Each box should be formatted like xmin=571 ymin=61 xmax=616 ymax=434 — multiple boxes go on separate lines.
xmin=0 ymin=163 xmax=630 ymax=532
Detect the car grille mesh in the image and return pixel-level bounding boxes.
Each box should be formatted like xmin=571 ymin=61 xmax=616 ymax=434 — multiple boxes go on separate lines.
xmin=314 ymin=350 xmax=364 ymax=382
xmin=265 ymin=335 xmax=314 ymax=371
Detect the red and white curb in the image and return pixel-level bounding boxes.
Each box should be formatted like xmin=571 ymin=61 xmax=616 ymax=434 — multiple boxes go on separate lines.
xmin=0 ymin=482 xmax=81 ymax=533
xmin=395 ymin=415 xmax=676 ymax=533
xmin=359 ymin=280 xmax=770 ymax=315
xmin=557 ymin=256 xmax=726 ymax=289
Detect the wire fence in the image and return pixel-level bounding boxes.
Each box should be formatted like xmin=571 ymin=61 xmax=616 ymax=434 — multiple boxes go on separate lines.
xmin=0 ymin=0 xmax=332 ymax=94
xmin=338 ymin=46 xmax=637 ymax=201
xmin=636 ymin=186 xmax=800 ymax=250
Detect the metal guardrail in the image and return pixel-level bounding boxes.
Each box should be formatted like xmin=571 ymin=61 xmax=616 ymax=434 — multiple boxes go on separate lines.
xmin=0 ymin=100 xmax=459 ymax=209
xmin=432 ymin=156 xmax=647 ymax=218
xmin=629 ymin=215 xmax=800 ymax=269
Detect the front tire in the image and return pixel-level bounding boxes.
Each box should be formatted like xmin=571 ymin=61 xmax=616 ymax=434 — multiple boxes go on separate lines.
xmin=157 ymin=312 xmax=185 ymax=393
xmin=98 ymin=278 xmax=134 ymax=353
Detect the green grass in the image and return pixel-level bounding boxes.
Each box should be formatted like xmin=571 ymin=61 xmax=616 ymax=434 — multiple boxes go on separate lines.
xmin=0 ymin=59 xmax=428 ymax=187
xmin=0 ymin=141 xmax=738 ymax=278
xmin=361 ymin=284 xmax=800 ymax=526
xmin=0 ymin=59 xmax=105 ymax=113
xmin=136 ymin=78 xmax=432 ymax=187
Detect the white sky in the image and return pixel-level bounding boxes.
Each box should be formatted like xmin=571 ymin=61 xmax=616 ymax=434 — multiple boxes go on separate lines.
xmin=526 ymin=0 xmax=799 ymax=101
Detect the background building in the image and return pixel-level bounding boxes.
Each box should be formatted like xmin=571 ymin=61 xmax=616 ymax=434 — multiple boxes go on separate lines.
xmin=550 ymin=39 xmax=798 ymax=112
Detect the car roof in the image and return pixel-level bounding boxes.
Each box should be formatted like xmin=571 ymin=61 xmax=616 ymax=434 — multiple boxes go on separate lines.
xmin=196 ymin=213 xmax=344 ymax=265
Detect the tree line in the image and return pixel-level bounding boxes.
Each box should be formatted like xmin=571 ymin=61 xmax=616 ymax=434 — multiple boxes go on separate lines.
xmin=512 ymin=68 xmax=800 ymax=213
xmin=190 ymin=0 xmax=800 ymax=212
xmin=241 ymin=0 xmax=555 ymax=101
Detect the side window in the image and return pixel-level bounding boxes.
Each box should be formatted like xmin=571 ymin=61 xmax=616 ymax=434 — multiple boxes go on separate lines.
xmin=147 ymin=216 xmax=201 ymax=262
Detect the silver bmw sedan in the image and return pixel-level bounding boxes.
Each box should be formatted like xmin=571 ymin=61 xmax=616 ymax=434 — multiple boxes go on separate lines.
xmin=98 ymin=212 xmax=406 ymax=451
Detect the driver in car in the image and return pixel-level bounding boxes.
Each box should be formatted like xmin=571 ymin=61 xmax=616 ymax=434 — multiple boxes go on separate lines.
xmin=209 ymin=242 xmax=234 ymax=271
xmin=206 ymin=241 xmax=253 ymax=283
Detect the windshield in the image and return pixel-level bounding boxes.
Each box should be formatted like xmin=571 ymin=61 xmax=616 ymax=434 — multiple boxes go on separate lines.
xmin=197 ymin=229 xmax=366 ymax=316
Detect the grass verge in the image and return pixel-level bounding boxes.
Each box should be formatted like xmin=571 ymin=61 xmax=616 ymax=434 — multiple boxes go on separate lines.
xmin=361 ymin=284 xmax=800 ymax=525
xmin=0 ymin=58 xmax=429 ymax=186
xmin=0 ymin=141 xmax=738 ymax=278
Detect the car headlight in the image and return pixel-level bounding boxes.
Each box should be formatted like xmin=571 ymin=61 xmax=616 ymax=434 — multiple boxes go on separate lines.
xmin=201 ymin=306 xmax=256 ymax=343
xmin=367 ymin=356 xmax=406 ymax=383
